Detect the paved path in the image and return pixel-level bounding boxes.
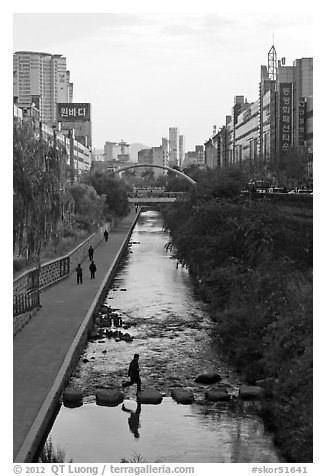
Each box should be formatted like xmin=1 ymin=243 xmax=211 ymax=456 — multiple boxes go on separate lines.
xmin=13 ymin=211 xmax=138 ymax=461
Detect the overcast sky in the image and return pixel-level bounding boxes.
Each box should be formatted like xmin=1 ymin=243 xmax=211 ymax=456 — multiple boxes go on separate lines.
xmin=13 ymin=7 xmax=313 ymax=151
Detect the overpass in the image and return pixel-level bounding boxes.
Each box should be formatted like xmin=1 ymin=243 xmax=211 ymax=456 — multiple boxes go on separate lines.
xmin=129 ymin=197 xmax=178 ymax=203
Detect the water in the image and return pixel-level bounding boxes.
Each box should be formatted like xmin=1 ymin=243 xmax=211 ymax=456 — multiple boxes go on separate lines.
xmin=43 ymin=210 xmax=281 ymax=463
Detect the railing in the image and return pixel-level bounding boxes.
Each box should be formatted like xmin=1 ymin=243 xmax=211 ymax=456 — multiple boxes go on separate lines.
xmin=13 ymin=291 xmax=40 ymax=317
xmin=13 ymin=222 xmax=112 ymax=319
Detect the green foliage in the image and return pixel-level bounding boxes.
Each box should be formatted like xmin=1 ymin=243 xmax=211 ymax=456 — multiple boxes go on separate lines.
xmin=68 ymin=182 xmax=105 ymax=229
xmin=82 ymin=170 xmax=129 ymax=217
xmin=162 ymin=176 xmax=313 ymax=462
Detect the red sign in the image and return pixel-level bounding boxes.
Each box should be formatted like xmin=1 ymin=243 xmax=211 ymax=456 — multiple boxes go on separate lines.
xmin=279 ymin=83 xmax=293 ymax=156
xmin=57 ymin=103 xmax=90 ymax=122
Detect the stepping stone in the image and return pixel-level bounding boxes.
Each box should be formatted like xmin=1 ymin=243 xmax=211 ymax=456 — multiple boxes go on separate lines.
xmin=96 ymin=390 xmax=124 ymax=407
xmin=137 ymin=389 xmax=163 ymax=404
xmin=205 ymin=388 xmax=231 ymax=402
xmin=239 ymin=385 xmax=265 ymax=400
xmin=63 ymin=389 xmax=83 ymax=407
xmin=195 ymin=373 xmax=222 ymax=384
xmin=171 ymin=388 xmax=194 ymax=404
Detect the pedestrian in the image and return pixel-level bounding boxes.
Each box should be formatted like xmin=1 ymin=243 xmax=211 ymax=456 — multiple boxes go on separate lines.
xmin=89 ymin=260 xmax=97 ymax=279
xmin=104 ymin=230 xmax=109 ymax=241
xmin=122 ymin=353 xmax=142 ymax=393
xmin=76 ymin=264 xmax=83 ymax=284
xmin=88 ymin=245 xmax=94 ymax=261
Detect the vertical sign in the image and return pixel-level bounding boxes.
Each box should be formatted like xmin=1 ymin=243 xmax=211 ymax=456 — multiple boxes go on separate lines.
xmin=279 ymin=83 xmax=293 ymax=157
xmin=298 ymin=98 xmax=306 ymax=146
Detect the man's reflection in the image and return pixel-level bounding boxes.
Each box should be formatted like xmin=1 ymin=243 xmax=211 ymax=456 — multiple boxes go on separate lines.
xmin=122 ymin=402 xmax=141 ymax=438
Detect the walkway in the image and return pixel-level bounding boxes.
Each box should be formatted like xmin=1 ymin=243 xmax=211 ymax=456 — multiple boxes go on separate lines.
xmin=13 ymin=211 xmax=138 ymax=461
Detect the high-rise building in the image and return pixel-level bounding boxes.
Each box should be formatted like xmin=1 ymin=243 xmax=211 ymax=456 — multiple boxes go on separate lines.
xmin=179 ymin=135 xmax=185 ymax=167
xmin=169 ymin=127 xmax=179 ymax=167
xmin=13 ymin=51 xmax=73 ymax=125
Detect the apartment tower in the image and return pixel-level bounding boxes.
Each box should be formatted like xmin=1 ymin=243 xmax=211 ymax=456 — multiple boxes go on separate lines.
xmin=13 ymin=51 xmax=73 ymax=125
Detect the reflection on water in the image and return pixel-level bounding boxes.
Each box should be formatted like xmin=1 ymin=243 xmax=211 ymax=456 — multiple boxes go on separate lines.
xmin=44 ymin=210 xmax=281 ymax=463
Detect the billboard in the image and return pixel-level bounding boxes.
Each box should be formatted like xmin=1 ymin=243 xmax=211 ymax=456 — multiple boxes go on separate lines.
xmin=57 ymin=103 xmax=91 ymax=122
xmin=279 ymin=83 xmax=293 ymax=157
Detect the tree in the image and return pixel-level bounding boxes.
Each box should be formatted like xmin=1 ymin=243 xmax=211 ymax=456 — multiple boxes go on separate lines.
xmin=279 ymin=147 xmax=310 ymax=188
xmin=13 ymin=118 xmax=68 ymax=258
xmin=68 ymin=182 xmax=105 ymax=229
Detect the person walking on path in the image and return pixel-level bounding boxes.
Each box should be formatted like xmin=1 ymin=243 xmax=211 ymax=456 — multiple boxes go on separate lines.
xmin=88 ymin=245 xmax=94 ymax=261
xmin=89 ymin=260 xmax=97 ymax=279
xmin=122 ymin=354 xmax=142 ymax=393
xmin=104 ymin=230 xmax=109 ymax=241
xmin=76 ymin=264 xmax=83 ymax=284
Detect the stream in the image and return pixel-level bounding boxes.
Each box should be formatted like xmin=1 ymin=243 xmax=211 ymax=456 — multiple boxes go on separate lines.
xmin=41 ymin=210 xmax=281 ymax=463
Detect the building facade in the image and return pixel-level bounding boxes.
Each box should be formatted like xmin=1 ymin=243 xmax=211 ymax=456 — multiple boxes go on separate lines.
xmin=13 ymin=51 xmax=73 ymax=126
xmin=169 ymin=127 xmax=179 ymax=167
xmin=152 ymin=146 xmax=168 ymax=177
xmin=13 ymin=104 xmax=91 ymax=174
xmin=179 ymin=135 xmax=185 ymax=167
xmin=204 ymin=47 xmax=313 ymax=180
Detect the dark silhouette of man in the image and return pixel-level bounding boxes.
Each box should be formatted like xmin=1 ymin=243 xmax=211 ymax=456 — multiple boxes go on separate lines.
xmin=104 ymin=230 xmax=109 ymax=241
xmin=122 ymin=354 xmax=142 ymax=392
xmin=88 ymin=245 xmax=94 ymax=261
xmin=122 ymin=401 xmax=141 ymax=438
xmin=89 ymin=260 xmax=97 ymax=279
xmin=76 ymin=264 xmax=83 ymax=284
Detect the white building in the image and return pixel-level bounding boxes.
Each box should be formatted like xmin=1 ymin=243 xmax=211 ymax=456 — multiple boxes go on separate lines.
xmin=13 ymin=51 xmax=73 ymax=126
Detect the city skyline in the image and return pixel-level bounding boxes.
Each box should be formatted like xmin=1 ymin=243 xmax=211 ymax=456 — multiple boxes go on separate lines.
xmin=13 ymin=8 xmax=313 ymax=151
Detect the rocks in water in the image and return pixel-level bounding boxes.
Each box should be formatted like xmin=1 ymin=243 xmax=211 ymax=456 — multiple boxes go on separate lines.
xmin=239 ymin=385 xmax=265 ymax=400
xmin=171 ymin=388 xmax=194 ymax=404
xmin=120 ymin=333 xmax=133 ymax=343
xmin=205 ymin=388 xmax=231 ymax=402
xmin=195 ymin=373 xmax=222 ymax=384
xmin=96 ymin=390 xmax=124 ymax=407
xmin=100 ymin=305 xmax=110 ymax=314
xmin=137 ymin=389 xmax=163 ymax=404
xmin=63 ymin=388 xmax=83 ymax=407
xmin=89 ymin=331 xmax=100 ymax=339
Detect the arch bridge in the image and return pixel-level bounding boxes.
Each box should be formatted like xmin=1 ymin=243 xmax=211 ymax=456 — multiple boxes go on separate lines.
xmin=109 ymin=163 xmax=196 ymax=185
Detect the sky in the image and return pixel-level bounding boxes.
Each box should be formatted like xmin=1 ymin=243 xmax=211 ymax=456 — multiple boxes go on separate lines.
xmin=12 ymin=5 xmax=314 ymax=152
